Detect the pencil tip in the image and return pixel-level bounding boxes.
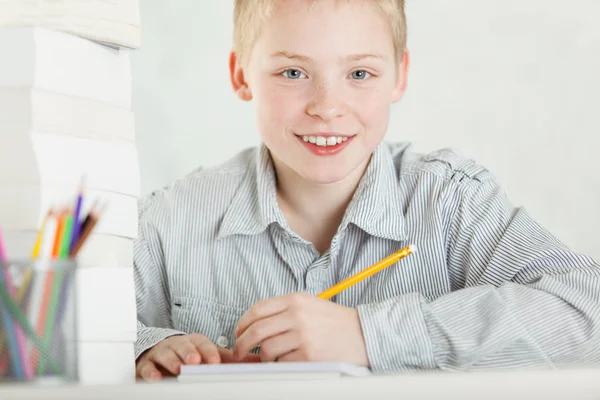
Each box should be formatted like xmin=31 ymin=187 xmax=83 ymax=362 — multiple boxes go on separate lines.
xmin=78 ymin=175 xmax=86 ymax=192
xmin=409 ymin=244 xmax=417 ymax=253
xmin=98 ymin=200 xmax=109 ymax=215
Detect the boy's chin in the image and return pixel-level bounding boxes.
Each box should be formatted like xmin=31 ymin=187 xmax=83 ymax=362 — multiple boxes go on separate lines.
xmin=296 ymin=167 xmax=355 ymax=185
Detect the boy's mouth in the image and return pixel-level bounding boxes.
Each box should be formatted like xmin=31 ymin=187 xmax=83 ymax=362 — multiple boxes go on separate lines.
xmin=295 ymin=133 xmax=355 ymax=156
xmin=300 ymin=135 xmax=349 ymax=147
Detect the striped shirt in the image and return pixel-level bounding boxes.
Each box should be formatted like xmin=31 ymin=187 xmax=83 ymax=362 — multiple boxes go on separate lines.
xmin=134 ymin=141 xmax=600 ymax=372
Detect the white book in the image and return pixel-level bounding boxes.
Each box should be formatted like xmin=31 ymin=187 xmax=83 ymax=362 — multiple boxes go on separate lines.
xmin=0 ymin=132 xmax=140 ymax=197
xmin=0 ymin=184 xmax=138 ymax=239
xmin=1 ymin=230 xmax=133 ymax=268
xmin=0 ymin=88 xmax=136 ymax=143
xmin=0 ymin=27 xmax=132 ymax=108
xmin=0 ymin=0 xmax=140 ymax=49
xmin=178 ymin=362 xmax=372 ymax=383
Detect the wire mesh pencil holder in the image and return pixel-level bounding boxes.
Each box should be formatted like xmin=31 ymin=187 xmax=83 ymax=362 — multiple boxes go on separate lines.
xmin=0 ymin=260 xmax=78 ymax=383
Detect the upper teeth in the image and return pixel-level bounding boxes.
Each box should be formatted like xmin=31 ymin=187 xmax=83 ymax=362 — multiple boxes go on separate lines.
xmin=302 ymin=136 xmax=348 ymax=147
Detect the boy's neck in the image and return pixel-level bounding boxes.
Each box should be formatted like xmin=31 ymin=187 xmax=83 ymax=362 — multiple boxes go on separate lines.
xmin=272 ymin=156 xmax=370 ymax=254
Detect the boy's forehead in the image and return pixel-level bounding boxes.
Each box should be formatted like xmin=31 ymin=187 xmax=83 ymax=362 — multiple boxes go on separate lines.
xmin=269 ymin=0 xmax=386 ymax=29
xmin=256 ymin=0 xmax=395 ymax=60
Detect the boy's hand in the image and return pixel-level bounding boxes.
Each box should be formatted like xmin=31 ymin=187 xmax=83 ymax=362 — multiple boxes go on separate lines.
xmin=136 ymin=333 xmax=221 ymax=381
xmin=233 ymin=293 xmax=369 ymax=366
xmin=136 ymin=333 xmax=261 ymax=381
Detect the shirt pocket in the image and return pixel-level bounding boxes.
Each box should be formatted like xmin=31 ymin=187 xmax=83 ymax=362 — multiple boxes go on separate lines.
xmin=171 ymin=296 xmax=246 ymax=350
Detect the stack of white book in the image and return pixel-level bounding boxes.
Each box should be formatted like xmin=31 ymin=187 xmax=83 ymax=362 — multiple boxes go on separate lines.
xmin=0 ymin=1 xmax=141 ymax=384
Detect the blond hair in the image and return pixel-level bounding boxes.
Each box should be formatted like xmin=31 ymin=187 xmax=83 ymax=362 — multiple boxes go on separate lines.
xmin=233 ymin=0 xmax=407 ymax=67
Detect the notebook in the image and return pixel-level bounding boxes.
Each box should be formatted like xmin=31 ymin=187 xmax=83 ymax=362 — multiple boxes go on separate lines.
xmin=177 ymin=362 xmax=372 ymax=383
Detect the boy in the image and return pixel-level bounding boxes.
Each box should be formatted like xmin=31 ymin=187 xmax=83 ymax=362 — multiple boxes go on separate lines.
xmin=134 ymin=0 xmax=600 ymax=381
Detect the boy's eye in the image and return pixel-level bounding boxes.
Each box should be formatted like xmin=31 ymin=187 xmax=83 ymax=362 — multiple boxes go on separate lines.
xmin=350 ymin=70 xmax=371 ymax=80
xmin=282 ymin=69 xmax=307 ymax=79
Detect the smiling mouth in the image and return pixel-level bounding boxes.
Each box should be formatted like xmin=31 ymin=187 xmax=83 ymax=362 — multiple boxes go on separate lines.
xmin=298 ymin=135 xmax=352 ymax=147
xmin=295 ymin=133 xmax=355 ymax=156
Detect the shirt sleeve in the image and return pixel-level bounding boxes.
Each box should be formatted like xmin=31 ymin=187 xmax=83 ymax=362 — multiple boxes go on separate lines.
xmin=357 ymin=166 xmax=600 ymax=372
xmin=133 ymin=192 xmax=185 ymax=360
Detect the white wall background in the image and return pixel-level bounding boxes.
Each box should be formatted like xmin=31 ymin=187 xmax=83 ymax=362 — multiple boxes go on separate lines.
xmin=131 ymin=0 xmax=600 ymax=261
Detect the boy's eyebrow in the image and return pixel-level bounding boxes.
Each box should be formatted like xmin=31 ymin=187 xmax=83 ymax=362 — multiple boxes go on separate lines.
xmin=271 ymin=51 xmax=312 ymax=62
xmin=271 ymin=51 xmax=386 ymax=62
xmin=345 ymin=53 xmax=386 ymax=61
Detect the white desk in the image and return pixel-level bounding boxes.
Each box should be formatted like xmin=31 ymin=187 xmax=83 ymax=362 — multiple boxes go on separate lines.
xmin=0 ymin=368 xmax=598 ymax=400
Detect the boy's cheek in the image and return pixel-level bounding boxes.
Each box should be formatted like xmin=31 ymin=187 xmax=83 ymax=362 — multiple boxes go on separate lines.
xmin=352 ymin=94 xmax=392 ymax=121
xmin=257 ymin=94 xmax=304 ymax=123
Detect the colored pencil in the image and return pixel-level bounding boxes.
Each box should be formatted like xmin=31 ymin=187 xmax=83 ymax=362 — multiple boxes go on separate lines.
xmin=0 ymin=227 xmax=32 ymax=379
xmin=39 ymin=212 xmax=58 ymax=260
xmin=37 ymin=265 xmax=64 ymax=375
xmin=69 ymin=177 xmax=85 ymax=254
xmin=26 ymin=212 xmax=57 ymax=371
xmin=40 ymin=213 xmax=75 ymax=372
xmin=0 ymin=210 xmax=52 ymax=363
xmin=0 ymin=282 xmax=60 ymax=373
xmin=0 ymin=299 xmax=22 ymax=379
xmin=31 ymin=210 xmax=52 ymax=260
xmin=32 ymin=210 xmax=66 ymax=372
xmin=58 ymin=214 xmax=74 ymax=260
xmin=71 ymin=201 xmax=106 ymax=257
xmin=0 ymin=351 xmax=8 ymax=375
xmin=51 ymin=210 xmax=67 ymax=260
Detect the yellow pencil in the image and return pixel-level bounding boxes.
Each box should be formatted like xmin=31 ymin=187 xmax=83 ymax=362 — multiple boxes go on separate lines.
xmin=31 ymin=210 xmax=52 ymax=260
xmin=18 ymin=210 xmax=53 ymax=299
xmin=317 ymin=245 xmax=417 ymax=300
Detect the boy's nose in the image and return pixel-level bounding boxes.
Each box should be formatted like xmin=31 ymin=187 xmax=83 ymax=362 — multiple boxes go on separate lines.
xmin=305 ymin=86 xmax=346 ymax=122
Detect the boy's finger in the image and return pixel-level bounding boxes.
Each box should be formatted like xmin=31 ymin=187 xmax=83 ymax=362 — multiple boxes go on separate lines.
xmin=151 ymin=348 xmax=183 ymax=375
xmin=218 ymin=348 xmax=261 ymax=364
xmin=217 ymin=348 xmax=236 ymax=363
xmin=188 ymin=335 xmax=221 ymax=364
xmin=138 ymin=362 xmax=163 ymax=381
xmin=172 ymin=339 xmax=201 ymax=364
xmin=234 ymin=313 xmax=292 ymax=360
xmin=258 ymin=331 xmax=299 ymax=362
xmin=235 ymin=297 xmax=289 ymax=338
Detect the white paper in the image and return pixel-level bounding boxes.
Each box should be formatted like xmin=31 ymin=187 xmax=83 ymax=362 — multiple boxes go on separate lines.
xmin=0 ymin=27 xmax=132 ymax=107
xmin=0 ymin=132 xmax=140 ymax=197
xmin=2 ymin=230 xmax=133 ymax=268
xmin=0 ymin=88 xmax=136 ymax=143
xmin=31 ymin=134 xmax=140 ymax=197
xmin=0 ymin=184 xmax=138 ymax=238
xmin=178 ymin=362 xmax=372 ymax=382
xmin=0 ymin=0 xmax=141 ymax=49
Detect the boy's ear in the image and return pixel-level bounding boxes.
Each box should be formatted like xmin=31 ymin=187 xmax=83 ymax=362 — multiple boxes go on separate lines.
xmin=391 ymin=50 xmax=410 ymax=103
xmin=229 ymin=51 xmax=253 ymax=101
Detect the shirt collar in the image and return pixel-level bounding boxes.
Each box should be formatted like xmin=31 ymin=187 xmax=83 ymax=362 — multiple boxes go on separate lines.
xmin=217 ymin=144 xmax=285 ymax=238
xmin=218 ymin=142 xmax=408 ymax=242
xmin=338 ymin=142 xmax=408 ymax=242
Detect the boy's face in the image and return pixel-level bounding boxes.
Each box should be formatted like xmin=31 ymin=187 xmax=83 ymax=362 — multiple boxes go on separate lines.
xmin=231 ymin=0 xmax=408 ymax=184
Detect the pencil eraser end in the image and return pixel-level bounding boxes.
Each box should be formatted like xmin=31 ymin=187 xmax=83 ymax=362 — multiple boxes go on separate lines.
xmin=409 ymin=244 xmax=417 ymax=253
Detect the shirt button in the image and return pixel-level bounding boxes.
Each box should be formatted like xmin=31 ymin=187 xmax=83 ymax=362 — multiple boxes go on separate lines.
xmin=216 ymin=335 xmax=229 ymax=348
